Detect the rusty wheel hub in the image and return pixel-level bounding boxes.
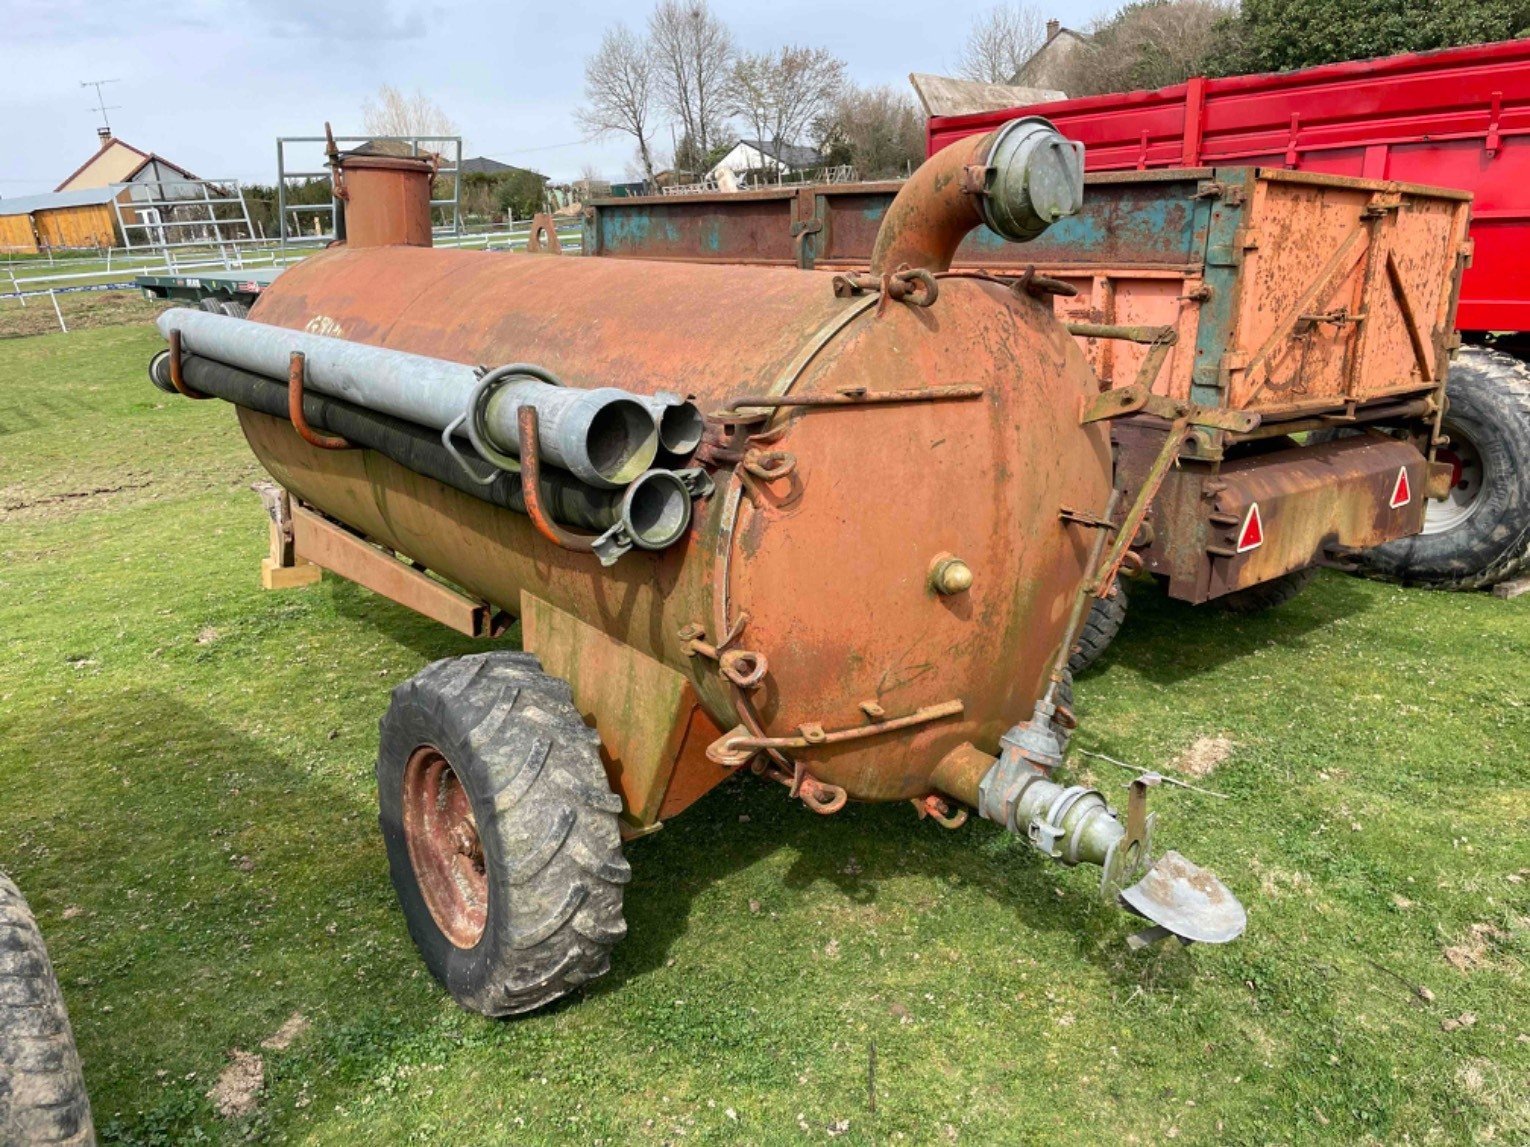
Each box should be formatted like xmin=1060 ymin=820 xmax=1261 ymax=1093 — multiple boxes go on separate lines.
xmin=402 ymin=745 xmax=488 ymax=949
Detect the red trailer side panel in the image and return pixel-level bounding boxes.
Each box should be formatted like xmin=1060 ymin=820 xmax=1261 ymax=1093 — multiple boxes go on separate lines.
xmin=929 ymin=38 xmax=1530 ymax=332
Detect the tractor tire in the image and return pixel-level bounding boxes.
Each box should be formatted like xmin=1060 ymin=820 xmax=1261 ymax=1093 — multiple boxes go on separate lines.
xmin=1355 ymin=346 xmax=1530 ymax=589
xmin=0 ymin=874 xmax=94 ymax=1146
xmin=1216 ymin=568 xmax=1319 ymax=615
xmin=1055 ymin=669 xmax=1075 ymax=756
xmin=1068 ymin=585 xmax=1128 ymax=675
xmin=377 ymin=652 xmax=629 ymax=1017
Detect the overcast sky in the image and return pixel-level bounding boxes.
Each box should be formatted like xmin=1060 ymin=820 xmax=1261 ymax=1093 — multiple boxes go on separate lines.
xmin=1 ymin=0 xmax=1118 ymax=195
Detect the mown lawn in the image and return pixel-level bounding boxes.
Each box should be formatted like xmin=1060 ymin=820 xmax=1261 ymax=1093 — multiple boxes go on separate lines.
xmin=0 ymin=324 xmax=1525 ymax=1145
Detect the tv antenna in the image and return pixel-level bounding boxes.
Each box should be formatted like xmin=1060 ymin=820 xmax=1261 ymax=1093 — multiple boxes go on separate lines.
xmin=81 ymin=79 xmax=121 ymax=133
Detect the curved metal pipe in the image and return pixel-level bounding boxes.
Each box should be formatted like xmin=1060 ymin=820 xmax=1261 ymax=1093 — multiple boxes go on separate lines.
xmin=869 ymin=116 xmax=1083 ymax=275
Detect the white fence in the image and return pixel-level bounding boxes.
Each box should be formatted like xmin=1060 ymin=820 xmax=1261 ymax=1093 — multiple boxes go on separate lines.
xmin=1 ymin=219 xmax=586 ymax=334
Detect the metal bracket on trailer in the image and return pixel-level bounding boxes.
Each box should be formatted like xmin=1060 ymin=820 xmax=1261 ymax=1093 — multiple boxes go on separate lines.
xmin=1080 ymin=383 xmax=1261 ymax=434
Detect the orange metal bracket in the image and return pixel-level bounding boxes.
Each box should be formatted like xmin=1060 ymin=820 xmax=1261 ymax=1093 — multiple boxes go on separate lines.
xmin=166 ymin=330 xmax=212 ymax=400
xmin=516 ymin=405 xmax=600 ymax=554
xmin=287 ymin=351 xmax=352 ymax=450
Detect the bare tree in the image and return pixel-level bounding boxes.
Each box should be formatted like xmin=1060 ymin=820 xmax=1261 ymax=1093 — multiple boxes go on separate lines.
xmin=649 ymin=0 xmax=734 ymax=170
xmin=361 ymin=85 xmax=458 ymax=139
xmin=576 ymin=25 xmax=660 ymax=185
xmin=819 ymin=85 xmax=925 ymax=180
xmin=724 ymin=46 xmax=846 ymax=182
xmin=956 ymin=4 xmax=1047 ymax=83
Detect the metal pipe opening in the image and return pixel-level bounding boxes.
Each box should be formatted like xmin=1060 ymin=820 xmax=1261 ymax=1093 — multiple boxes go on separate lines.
xmin=585 ymin=398 xmax=662 ymax=487
xmin=621 ymin=469 xmax=692 ymax=550
xmin=655 ymin=401 xmax=705 ymax=460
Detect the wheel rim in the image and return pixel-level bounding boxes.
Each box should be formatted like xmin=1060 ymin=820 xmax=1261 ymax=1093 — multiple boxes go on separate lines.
xmin=1423 ymin=420 xmax=1486 ymax=536
xmin=402 ymin=745 xmax=488 ymax=949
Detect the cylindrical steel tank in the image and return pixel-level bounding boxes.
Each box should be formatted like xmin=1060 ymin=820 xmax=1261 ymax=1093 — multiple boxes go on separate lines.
xmin=240 ymin=244 xmax=1110 ymax=805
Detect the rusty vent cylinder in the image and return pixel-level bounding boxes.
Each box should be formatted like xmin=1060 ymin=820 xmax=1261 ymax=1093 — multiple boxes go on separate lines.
xmin=337 ymin=154 xmax=435 ymax=248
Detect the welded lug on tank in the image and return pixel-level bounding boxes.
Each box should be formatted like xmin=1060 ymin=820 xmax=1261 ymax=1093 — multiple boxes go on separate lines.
xmin=830 ymin=268 xmax=940 ymax=310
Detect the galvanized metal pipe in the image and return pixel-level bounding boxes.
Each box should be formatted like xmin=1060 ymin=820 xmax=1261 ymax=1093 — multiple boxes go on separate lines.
xmin=156 ymin=308 xmax=659 ymax=488
xmin=151 ymin=351 xmax=690 ymax=553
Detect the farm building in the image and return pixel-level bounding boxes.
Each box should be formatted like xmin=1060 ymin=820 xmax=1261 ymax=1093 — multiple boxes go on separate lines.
xmin=710 ymin=139 xmax=827 ymax=183
xmin=0 ymin=186 xmax=125 ymax=254
xmin=1 ymin=129 xmax=252 ymax=254
xmin=56 ymin=128 xmax=201 ymax=196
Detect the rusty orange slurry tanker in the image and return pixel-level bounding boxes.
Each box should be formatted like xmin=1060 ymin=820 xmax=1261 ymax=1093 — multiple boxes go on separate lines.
xmin=149 ymin=119 xmax=1244 ymax=1016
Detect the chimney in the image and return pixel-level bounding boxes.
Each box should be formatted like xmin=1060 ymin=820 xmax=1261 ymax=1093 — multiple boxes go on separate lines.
xmin=97 ymin=126 xmax=113 ymax=144
xmin=1046 ymin=18 xmax=1060 ymax=39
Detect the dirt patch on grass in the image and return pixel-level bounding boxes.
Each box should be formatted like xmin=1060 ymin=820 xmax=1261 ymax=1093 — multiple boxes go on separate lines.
xmin=0 ymin=291 xmax=172 ymax=339
xmin=1173 ymin=734 xmax=1234 ymax=778
xmin=260 ymin=1012 xmax=309 ymax=1052
xmin=1443 ymin=921 xmax=1513 ymax=973
xmin=0 ymin=477 xmax=154 ymax=523
xmin=208 ymin=1049 xmax=263 ymax=1119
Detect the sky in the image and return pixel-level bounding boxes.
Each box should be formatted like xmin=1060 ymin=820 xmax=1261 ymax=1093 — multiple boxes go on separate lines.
xmin=0 ymin=0 xmax=1117 ymax=196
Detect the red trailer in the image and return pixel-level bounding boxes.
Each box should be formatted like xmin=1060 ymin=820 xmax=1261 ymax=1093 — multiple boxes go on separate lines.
xmin=930 ymin=38 xmax=1530 ymax=590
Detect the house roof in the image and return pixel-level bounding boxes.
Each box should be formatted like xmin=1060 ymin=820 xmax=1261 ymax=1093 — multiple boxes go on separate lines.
xmin=0 ymin=185 xmax=126 ymax=217
xmin=909 ymin=73 xmax=1065 ymax=117
xmin=460 ymin=156 xmax=511 ymax=175
xmin=54 ymin=137 xmax=197 ymax=193
xmin=458 ymin=156 xmax=548 ymax=180
xmin=740 ymin=139 xmax=825 ymax=168
xmin=1010 ymin=26 xmax=1092 ymax=87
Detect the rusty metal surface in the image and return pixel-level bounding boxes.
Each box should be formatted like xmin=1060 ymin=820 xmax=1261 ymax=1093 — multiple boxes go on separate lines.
xmin=335 ymin=153 xmax=435 ymax=249
xmin=583 ymin=167 xmax=1470 ymax=423
xmin=286 ymin=351 xmax=351 ymax=450
xmin=1115 ymin=426 xmax=1429 ymax=602
xmin=242 ymin=246 xmax=1111 ymax=806
xmin=869 ymin=129 xmax=994 ymax=273
xmin=515 ymin=405 xmax=598 ymax=555
xmin=520 ymin=592 xmax=731 ymax=828
xmin=401 ymin=744 xmax=487 ymax=949
xmin=289 ymin=502 xmax=497 ymax=636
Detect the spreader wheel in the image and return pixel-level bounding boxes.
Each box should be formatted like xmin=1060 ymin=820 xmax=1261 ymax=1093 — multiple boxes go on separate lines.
xmin=1068 ymin=584 xmax=1128 ymax=675
xmin=377 ymin=652 xmax=629 ymax=1016
xmin=1215 ymin=568 xmax=1318 ymax=615
xmin=0 ymin=873 xmax=93 ymax=1145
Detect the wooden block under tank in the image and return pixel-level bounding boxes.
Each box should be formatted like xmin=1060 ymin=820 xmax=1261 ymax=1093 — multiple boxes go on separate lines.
xmin=261 ymin=556 xmax=322 ymax=590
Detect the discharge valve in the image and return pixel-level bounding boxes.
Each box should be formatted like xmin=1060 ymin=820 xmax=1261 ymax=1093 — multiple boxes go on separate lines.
xmin=972 ymin=703 xmax=1247 ymax=948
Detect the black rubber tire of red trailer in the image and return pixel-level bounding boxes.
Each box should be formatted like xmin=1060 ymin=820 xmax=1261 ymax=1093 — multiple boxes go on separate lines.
xmin=0 ymin=873 xmax=94 ymax=1146
xmin=1215 ymin=568 xmax=1320 ymax=615
xmin=377 ymin=652 xmax=629 ymax=1017
xmin=1352 ymin=346 xmax=1530 ymax=590
xmin=1068 ymin=585 xmax=1128 ymax=675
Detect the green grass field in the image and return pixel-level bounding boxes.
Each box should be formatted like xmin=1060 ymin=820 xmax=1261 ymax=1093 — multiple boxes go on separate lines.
xmin=0 ymin=324 xmax=1525 ymax=1145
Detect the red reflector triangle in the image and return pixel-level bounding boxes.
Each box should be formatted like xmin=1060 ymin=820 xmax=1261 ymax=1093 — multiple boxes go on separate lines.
xmin=1237 ymin=503 xmax=1263 ymax=553
xmin=1390 ymin=466 xmax=1411 ymax=509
